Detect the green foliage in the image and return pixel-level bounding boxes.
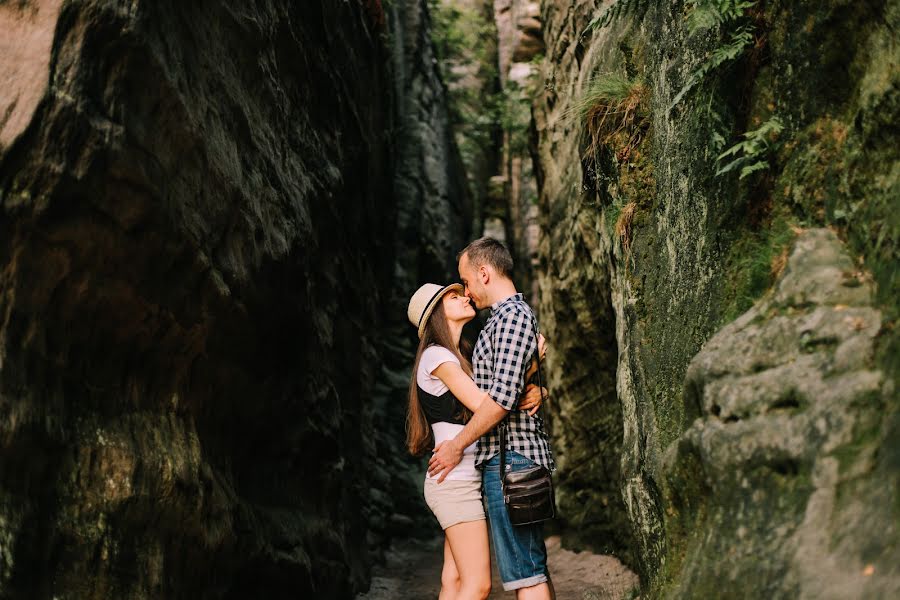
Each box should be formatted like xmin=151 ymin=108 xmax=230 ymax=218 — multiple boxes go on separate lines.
xmin=700 ymin=91 xmax=730 ymax=153
xmin=427 ymin=1 xmax=499 ymax=171
xmin=428 ymin=1 xmax=540 ymax=174
xmin=569 ymin=73 xmax=649 ymax=162
xmin=670 ymin=0 xmax=756 ymax=109
xmin=496 ymin=80 xmax=536 ymax=155
xmin=716 ymin=116 xmax=783 ymax=179
xmin=720 ymin=213 xmax=797 ymax=324
xmin=670 ymin=25 xmax=753 ymax=108
xmin=583 ymin=0 xmax=652 ymax=34
xmin=570 ymin=73 xmax=636 ymax=121
xmin=428 ymin=0 xmax=494 ymax=76
xmin=686 ymin=0 xmax=756 ymax=32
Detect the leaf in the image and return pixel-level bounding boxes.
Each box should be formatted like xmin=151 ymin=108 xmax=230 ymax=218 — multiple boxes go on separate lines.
xmin=739 ymin=160 xmax=768 ymax=179
xmin=715 ymin=155 xmax=746 ymax=176
xmin=714 ymin=116 xmax=786 ymax=178
xmin=716 ymin=141 xmax=746 ymax=161
xmin=711 ymin=131 xmax=726 ymax=149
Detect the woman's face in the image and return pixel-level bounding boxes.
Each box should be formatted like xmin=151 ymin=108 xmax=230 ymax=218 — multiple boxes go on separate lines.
xmin=442 ymin=290 xmax=476 ymax=325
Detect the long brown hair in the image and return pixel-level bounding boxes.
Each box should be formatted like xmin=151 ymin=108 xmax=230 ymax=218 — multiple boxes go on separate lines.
xmin=406 ymin=301 xmax=474 ymax=456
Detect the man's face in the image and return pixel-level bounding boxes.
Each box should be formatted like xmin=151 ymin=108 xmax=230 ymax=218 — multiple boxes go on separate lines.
xmin=458 ymin=252 xmax=487 ymax=309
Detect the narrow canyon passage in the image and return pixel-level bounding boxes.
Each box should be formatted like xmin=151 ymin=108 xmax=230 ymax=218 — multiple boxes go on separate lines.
xmin=0 ymin=1 xmax=897 ymax=599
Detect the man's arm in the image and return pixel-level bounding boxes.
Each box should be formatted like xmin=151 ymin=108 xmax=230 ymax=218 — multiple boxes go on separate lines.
xmin=428 ymin=307 xmax=537 ymax=482
xmin=427 ymin=398 xmax=507 ymax=482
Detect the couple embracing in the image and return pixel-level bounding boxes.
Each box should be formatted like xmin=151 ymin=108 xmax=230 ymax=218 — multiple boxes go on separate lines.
xmin=406 ymin=237 xmax=556 ymax=599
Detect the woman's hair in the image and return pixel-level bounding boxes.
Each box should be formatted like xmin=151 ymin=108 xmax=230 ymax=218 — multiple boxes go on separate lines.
xmin=406 ymin=301 xmax=473 ymax=456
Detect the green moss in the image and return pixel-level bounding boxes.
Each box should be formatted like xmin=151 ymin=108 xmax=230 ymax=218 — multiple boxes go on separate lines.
xmin=718 ymin=211 xmax=798 ymax=325
xmin=583 ymin=73 xmax=655 ymax=257
xmin=831 ymin=387 xmax=886 ymax=480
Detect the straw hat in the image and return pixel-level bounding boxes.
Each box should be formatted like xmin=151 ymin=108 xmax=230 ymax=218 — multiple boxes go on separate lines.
xmin=407 ymin=283 xmax=464 ymax=339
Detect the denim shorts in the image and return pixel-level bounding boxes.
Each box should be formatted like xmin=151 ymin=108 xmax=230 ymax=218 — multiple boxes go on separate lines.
xmin=482 ymin=450 xmax=549 ymax=591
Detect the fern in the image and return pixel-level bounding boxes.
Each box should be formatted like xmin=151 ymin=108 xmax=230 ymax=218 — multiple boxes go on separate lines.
xmin=670 ymin=0 xmax=756 ymax=109
xmin=701 ymin=91 xmax=730 ymax=153
xmin=583 ymin=0 xmax=652 ymax=34
xmin=670 ymin=24 xmax=753 ymax=108
xmin=686 ymin=0 xmax=756 ymax=33
xmin=715 ymin=116 xmax=783 ymax=179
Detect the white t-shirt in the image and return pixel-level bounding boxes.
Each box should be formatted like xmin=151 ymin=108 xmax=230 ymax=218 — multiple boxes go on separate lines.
xmin=417 ymin=345 xmax=479 ymax=481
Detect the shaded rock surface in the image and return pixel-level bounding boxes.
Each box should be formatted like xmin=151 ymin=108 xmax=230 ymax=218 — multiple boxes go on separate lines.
xmin=0 ymin=0 xmax=469 ymax=598
xmin=533 ymin=0 xmax=898 ymax=596
xmin=369 ymin=0 xmax=476 ymax=564
xmin=666 ymin=228 xmax=897 ymax=598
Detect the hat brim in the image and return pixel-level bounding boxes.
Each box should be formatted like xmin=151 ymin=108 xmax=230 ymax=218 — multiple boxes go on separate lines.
xmin=417 ymin=283 xmax=465 ymax=339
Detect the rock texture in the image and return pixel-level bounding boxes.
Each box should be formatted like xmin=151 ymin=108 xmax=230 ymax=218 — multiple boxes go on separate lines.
xmin=390 ymin=0 xmax=473 ymax=287
xmin=0 ymin=0 xmax=469 ymax=598
xmin=369 ymin=0 xmax=476 ymax=562
xmin=666 ymin=228 xmax=896 ymax=598
xmin=495 ymin=0 xmax=543 ymax=302
xmin=533 ymin=0 xmax=898 ymax=595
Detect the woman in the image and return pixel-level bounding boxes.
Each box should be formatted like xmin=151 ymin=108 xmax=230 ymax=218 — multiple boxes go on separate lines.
xmin=406 ymin=283 xmax=546 ymax=600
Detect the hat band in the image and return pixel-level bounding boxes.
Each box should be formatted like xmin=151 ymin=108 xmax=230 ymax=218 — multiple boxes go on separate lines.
xmin=417 ymin=287 xmax=450 ymax=329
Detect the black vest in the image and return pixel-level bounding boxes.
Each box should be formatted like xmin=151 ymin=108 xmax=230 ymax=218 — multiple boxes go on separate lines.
xmin=417 ymin=386 xmax=466 ymax=425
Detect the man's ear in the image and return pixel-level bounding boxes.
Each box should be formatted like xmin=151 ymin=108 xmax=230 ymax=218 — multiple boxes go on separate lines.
xmin=480 ymin=265 xmax=490 ymax=284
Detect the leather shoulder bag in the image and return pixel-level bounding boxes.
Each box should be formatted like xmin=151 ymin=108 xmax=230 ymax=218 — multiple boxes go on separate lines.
xmin=499 ymin=323 xmax=556 ymax=526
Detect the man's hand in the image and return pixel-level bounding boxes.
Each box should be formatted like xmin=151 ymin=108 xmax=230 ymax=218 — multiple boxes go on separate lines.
xmin=517 ymin=383 xmax=547 ymax=416
xmin=428 ymin=440 xmax=464 ymax=483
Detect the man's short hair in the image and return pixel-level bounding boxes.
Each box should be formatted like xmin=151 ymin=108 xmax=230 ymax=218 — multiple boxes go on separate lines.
xmin=458 ymin=237 xmax=514 ymax=278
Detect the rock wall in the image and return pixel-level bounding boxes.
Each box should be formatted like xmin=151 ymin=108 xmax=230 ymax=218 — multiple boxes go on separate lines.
xmin=369 ymin=0 xmax=475 ymax=558
xmin=391 ymin=0 xmax=473 ymax=288
xmin=526 ymin=0 xmax=639 ymax=562
xmin=0 ymin=0 xmax=469 ymax=598
xmin=534 ymin=0 xmax=898 ymax=596
xmin=494 ymin=0 xmax=543 ymax=303
xmin=666 ymin=228 xmax=896 ymax=598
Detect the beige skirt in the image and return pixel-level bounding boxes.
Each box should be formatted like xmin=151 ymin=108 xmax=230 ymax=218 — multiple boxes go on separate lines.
xmin=423 ymin=477 xmax=486 ymax=530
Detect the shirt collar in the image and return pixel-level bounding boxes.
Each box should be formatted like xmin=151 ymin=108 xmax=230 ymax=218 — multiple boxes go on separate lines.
xmin=490 ymin=292 xmax=524 ymax=312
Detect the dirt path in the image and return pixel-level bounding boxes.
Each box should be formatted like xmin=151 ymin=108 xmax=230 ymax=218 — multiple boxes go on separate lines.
xmin=358 ymin=535 xmax=639 ymax=599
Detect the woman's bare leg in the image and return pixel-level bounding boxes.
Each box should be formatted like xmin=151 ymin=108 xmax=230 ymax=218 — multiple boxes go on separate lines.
xmin=439 ymin=535 xmax=461 ymax=600
xmin=444 ymin=520 xmax=491 ymax=600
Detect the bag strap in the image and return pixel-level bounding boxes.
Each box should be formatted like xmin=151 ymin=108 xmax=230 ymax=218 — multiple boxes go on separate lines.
xmin=499 ymin=313 xmax=546 ymax=477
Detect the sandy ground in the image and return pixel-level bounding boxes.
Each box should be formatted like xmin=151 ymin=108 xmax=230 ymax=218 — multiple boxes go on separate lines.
xmin=358 ymin=535 xmax=639 ymax=600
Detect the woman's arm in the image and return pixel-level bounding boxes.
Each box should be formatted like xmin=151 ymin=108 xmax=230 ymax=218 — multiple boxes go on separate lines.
xmin=524 ymin=333 xmax=548 ymax=381
xmin=432 ymin=362 xmax=491 ymax=412
xmin=434 ymin=362 xmax=547 ymax=416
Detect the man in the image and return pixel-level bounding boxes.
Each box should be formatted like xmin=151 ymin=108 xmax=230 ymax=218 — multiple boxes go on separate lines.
xmin=428 ymin=237 xmax=556 ymax=599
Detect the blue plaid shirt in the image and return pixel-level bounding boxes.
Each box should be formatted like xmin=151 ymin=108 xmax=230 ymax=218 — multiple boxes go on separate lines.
xmin=473 ymin=294 xmax=555 ymax=472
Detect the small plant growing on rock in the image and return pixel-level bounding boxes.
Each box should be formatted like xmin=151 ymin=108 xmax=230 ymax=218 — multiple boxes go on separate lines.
xmin=615 ymin=201 xmax=638 ymax=255
xmin=716 ymin=116 xmax=783 ymax=179
xmin=570 ymin=74 xmax=650 ymax=162
xmin=686 ymin=0 xmax=756 ymax=31
xmin=671 ymin=0 xmax=758 ymax=109
xmin=582 ymin=0 xmax=653 ymax=34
